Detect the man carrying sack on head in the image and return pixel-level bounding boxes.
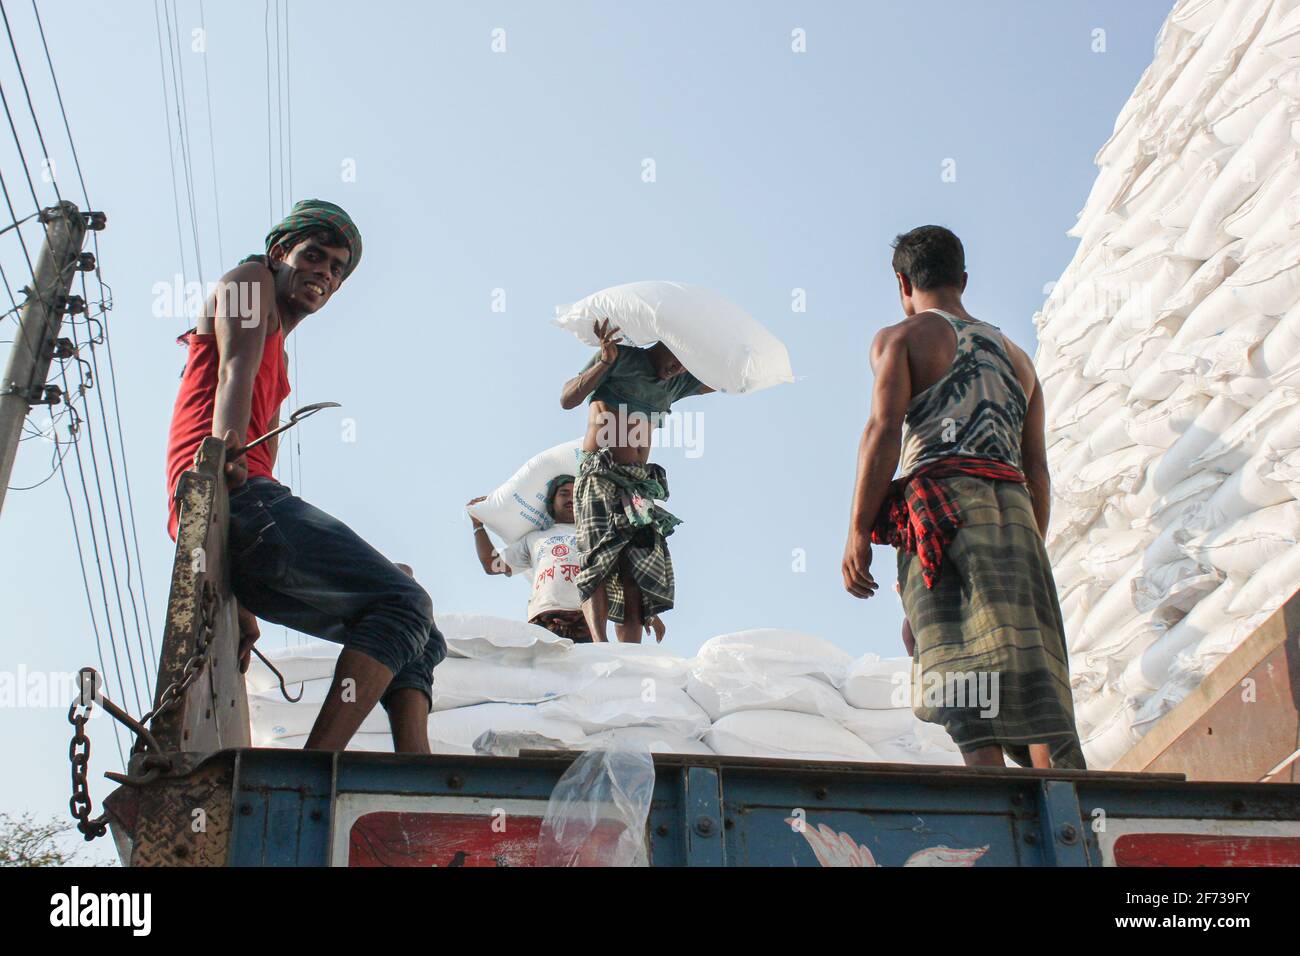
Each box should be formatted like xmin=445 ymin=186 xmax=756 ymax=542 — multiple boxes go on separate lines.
xmin=559 ymin=319 xmax=714 ymax=643
xmin=467 ymin=476 xmax=595 ymax=642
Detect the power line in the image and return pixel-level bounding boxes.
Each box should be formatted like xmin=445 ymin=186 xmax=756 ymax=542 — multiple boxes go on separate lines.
xmin=0 ymin=2 xmax=157 ymax=732
xmin=264 ymin=0 xmax=273 ymax=221
xmin=54 ymin=402 xmax=126 ymax=766
xmin=162 ymin=0 xmax=204 ymax=288
xmin=0 ymin=0 xmax=59 ymax=205
xmin=153 ymin=0 xmax=192 ymax=288
xmin=55 ymin=325 xmax=146 ymax=715
xmin=196 ymin=0 xmax=224 ymax=267
xmin=31 ymin=0 xmax=156 ymax=668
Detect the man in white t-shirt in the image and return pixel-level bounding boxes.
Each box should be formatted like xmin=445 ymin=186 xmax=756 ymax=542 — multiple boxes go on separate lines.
xmin=467 ymin=476 xmax=593 ymax=642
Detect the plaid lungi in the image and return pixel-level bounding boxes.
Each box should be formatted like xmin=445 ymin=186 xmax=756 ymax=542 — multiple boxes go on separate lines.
xmin=897 ymin=474 xmax=1086 ymax=769
xmin=573 ymin=447 xmax=680 ymax=624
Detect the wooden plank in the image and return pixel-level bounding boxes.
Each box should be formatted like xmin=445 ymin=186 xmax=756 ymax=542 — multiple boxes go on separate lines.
xmin=149 ymin=436 xmax=249 ymax=753
xmin=1111 ymin=589 xmax=1300 ymax=781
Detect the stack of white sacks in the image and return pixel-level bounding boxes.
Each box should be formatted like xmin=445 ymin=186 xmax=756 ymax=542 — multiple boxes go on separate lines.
xmin=246 ymin=616 xmax=962 ymax=765
xmin=1037 ymin=0 xmax=1300 ymax=767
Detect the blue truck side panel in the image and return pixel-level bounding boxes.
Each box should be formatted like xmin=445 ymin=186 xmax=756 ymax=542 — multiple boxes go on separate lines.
xmin=218 ymin=749 xmax=1300 ymax=867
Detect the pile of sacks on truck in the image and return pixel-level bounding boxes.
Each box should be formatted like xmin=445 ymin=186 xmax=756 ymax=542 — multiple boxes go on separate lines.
xmin=246 ymin=617 xmax=962 ymax=764
xmin=1037 ymin=0 xmax=1300 ymax=767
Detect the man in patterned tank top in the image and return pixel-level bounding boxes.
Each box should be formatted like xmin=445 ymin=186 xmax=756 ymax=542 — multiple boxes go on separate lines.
xmin=841 ymin=225 xmax=1085 ymax=770
xmin=164 ymin=201 xmax=445 ymax=754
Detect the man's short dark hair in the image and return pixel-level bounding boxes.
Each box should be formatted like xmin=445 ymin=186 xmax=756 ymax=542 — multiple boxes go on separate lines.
xmin=891 ymin=225 xmax=965 ymax=291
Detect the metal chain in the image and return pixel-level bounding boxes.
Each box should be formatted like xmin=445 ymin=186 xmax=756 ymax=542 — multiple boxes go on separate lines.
xmin=67 ymin=690 xmax=108 ymax=840
xmin=66 ymin=579 xmax=218 ymax=840
xmin=135 ymin=579 xmax=217 ymax=744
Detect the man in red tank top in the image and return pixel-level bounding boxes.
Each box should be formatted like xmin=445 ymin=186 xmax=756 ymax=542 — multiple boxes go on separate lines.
xmin=165 ymin=200 xmax=444 ymax=754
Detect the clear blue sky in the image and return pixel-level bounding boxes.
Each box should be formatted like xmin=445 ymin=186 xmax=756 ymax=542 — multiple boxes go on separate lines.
xmin=0 ymin=0 xmax=1171 ymax=860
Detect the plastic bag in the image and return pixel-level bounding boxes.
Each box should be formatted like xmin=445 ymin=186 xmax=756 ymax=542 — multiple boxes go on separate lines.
xmin=535 ymin=746 xmax=655 ymax=867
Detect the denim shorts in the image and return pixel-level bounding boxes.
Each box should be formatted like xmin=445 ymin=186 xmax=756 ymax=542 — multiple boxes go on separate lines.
xmin=227 ymin=477 xmax=445 ymax=710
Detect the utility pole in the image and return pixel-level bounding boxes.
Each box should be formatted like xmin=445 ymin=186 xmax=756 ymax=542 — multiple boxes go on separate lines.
xmin=0 ymin=200 xmax=99 ymax=519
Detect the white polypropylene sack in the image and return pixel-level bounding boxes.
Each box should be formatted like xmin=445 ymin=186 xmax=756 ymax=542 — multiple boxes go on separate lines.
xmin=704 ymin=710 xmax=880 ymax=762
xmin=1125 ymin=386 xmax=1210 ymax=449
xmin=685 ymin=669 xmax=851 ymax=722
xmin=1135 ymin=471 xmax=1225 ymax=530
xmin=466 ymin=439 xmax=583 ymax=544
xmin=553 ymin=281 xmax=794 ymax=395
xmin=1157 ymin=238 xmax=1244 ymax=322
xmin=1081 ymin=695 xmax=1147 ymax=769
xmin=1062 ymin=445 xmax=1158 ymax=507
xmin=1147 ymin=396 xmax=1249 ymax=495
xmin=1118 ymin=576 xmax=1243 ymax=697
xmin=841 ymin=654 xmax=912 ymax=709
xmin=1190 ymin=390 xmax=1300 ymax=475
xmin=1180 ymin=501 xmax=1300 ymax=575
xmin=1177 ymin=102 xmax=1297 ymax=258
xmin=536 ymin=641 xmax=690 ymax=687
xmin=694 ymin=629 xmax=852 ymax=686
xmin=839 ymin=707 xmax=922 ymax=746
xmin=1200 ymin=450 xmax=1293 ymax=525
xmin=537 ymin=676 xmax=711 ymax=739
xmin=431 ymin=702 xmax=588 ymax=754
xmin=1225 ymin=540 xmax=1300 ymax=617
xmin=870 ymin=736 xmax=965 ymax=766
xmin=431 ymin=657 xmax=573 ymax=710
xmin=439 ymin=612 xmax=574 ymax=664
xmin=247 ymin=685 xmax=361 ymax=743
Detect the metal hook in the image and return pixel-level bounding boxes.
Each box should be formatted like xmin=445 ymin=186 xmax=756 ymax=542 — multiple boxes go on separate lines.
xmin=251 ymin=645 xmax=304 ymax=702
xmin=228 ymin=401 xmax=341 ymax=461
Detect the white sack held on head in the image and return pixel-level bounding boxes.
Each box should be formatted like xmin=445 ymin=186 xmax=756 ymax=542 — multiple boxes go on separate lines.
xmin=553 ymin=281 xmax=794 ymax=395
xmin=466 ymin=438 xmax=582 ymax=544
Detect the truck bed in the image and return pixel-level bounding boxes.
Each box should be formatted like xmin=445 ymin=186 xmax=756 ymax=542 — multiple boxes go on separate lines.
xmin=112 ymin=748 xmax=1300 ymax=867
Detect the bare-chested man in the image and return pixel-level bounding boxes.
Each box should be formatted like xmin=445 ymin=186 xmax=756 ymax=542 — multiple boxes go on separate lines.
xmin=560 ymin=319 xmax=713 ymax=643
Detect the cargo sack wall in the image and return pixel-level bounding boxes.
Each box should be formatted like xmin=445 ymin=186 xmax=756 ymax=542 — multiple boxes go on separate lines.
xmin=1036 ymin=0 xmax=1300 ymax=769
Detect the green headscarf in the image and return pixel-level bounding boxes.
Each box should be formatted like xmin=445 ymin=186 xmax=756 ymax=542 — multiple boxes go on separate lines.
xmin=259 ymin=199 xmax=363 ymax=280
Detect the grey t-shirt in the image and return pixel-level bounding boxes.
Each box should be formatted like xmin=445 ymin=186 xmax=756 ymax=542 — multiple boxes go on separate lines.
xmin=586 ymin=345 xmax=702 ymax=422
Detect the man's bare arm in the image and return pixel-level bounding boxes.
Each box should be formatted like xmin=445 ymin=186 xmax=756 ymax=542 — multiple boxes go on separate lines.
xmin=212 ymin=262 xmax=275 ymax=450
xmin=842 ymin=327 xmax=912 ymax=598
xmin=472 ymin=530 xmax=510 ymax=575
xmin=466 ymin=497 xmax=510 ymax=575
xmin=561 ymin=319 xmax=622 ymax=409
xmin=1020 ymin=374 xmax=1051 ymax=537
xmin=560 ymin=354 xmax=614 ymax=409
